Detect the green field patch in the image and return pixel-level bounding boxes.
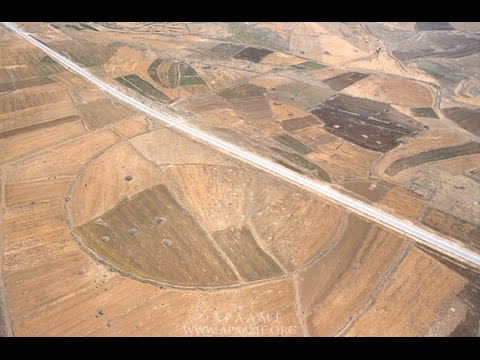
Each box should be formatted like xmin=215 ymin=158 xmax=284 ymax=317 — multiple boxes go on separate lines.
xmin=150 ymin=60 xmax=205 ymax=88
xmin=274 ymin=134 xmax=312 ymax=154
xmin=147 ymin=58 xmax=163 ymax=85
xmin=116 ymin=74 xmax=170 ymax=103
xmin=180 ymin=76 xmax=206 ymax=86
xmin=179 ymin=63 xmax=205 ymax=86
xmin=179 ymin=63 xmax=197 ymax=77
xmin=165 ymin=61 xmax=179 ymax=88
xmin=290 ymin=61 xmax=326 ymax=70
xmin=411 ymin=107 xmax=439 ymax=118
xmin=272 ymin=147 xmax=331 ymax=182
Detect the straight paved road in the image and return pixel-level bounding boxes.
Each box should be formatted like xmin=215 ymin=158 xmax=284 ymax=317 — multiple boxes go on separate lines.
xmin=4 ymin=22 xmax=480 ymax=267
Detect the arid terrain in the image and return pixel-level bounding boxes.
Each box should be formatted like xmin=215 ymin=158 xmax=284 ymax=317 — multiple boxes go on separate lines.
xmin=0 ymin=22 xmax=479 ymax=337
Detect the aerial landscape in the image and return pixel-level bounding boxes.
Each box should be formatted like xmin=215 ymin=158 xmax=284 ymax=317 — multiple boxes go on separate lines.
xmin=0 ymin=21 xmax=479 ymax=337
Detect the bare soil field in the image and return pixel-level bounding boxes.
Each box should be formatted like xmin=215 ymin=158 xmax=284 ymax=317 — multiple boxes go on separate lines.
xmin=0 ymin=76 xmax=54 ymax=93
xmin=220 ymin=83 xmax=273 ymax=122
xmin=379 ymin=187 xmax=425 ymax=222
xmin=0 ymin=82 xmax=70 ymax=113
xmin=0 ymin=59 xmax=65 ymax=83
xmin=345 ymin=247 xmax=466 ymax=336
xmin=272 ymin=79 xmax=335 ymax=108
xmin=46 ymin=39 xmax=117 ymax=68
xmin=280 ymin=115 xmax=320 ymax=132
xmin=422 ymin=208 xmax=479 ymax=251
xmin=0 ymin=100 xmax=77 ymax=134
xmin=301 ymin=217 xmax=409 ymax=336
xmin=342 ymin=76 xmax=434 ymax=108
xmin=0 ymin=115 xmax=86 ymax=165
xmin=307 ymin=139 xmax=380 ymax=182
xmin=342 ymin=180 xmax=394 ymax=203
xmin=1 ymin=22 xmax=480 ymax=337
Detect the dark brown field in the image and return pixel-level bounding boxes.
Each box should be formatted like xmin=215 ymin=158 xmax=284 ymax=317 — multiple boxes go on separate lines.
xmin=233 ymin=47 xmax=273 ymax=63
xmin=323 ymin=72 xmax=369 ymax=91
xmin=311 ymin=103 xmax=417 ymax=153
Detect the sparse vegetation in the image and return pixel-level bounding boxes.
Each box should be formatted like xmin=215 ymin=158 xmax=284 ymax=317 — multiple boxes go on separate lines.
xmin=443 ymin=107 xmax=480 ymax=137
xmin=274 ymin=134 xmax=312 ymax=154
xmin=79 ymin=23 xmax=98 ymax=31
xmin=179 ymin=63 xmax=196 ymax=77
xmin=220 ymin=83 xmax=265 ymax=99
xmin=411 ymin=107 xmax=438 ymax=118
xmin=147 ymin=58 xmax=163 ymax=85
xmin=385 ymin=142 xmax=480 ymax=176
xmin=36 ymin=56 xmax=65 ymax=75
xmin=178 ymin=63 xmax=205 ymax=86
xmin=272 ymin=147 xmax=331 ymax=182
xmin=116 ymin=74 xmax=170 ymax=103
xmin=165 ymin=61 xmax=179 ymax=88
xmin=179 ymin=76 xmax=206 ymax=86
xmin=210 ymin=43 xmax=245 ymax=57
xmin=66 ymin=24 xmax=84 ymax=31
xmin=290 ymin=61 xmax=326 ymax=70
